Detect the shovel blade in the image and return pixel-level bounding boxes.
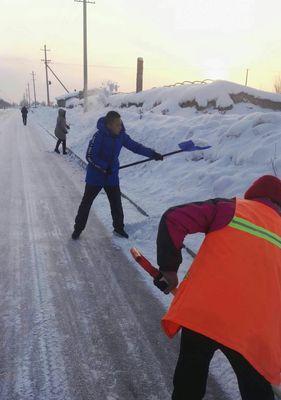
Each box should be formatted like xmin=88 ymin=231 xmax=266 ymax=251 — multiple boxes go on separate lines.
xmin=179 ymin=140 xmax=211 ymax=152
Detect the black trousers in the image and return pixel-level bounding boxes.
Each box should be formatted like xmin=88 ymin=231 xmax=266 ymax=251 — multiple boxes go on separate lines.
xmin=74 ymin=184 xmax=124 ymax=233
xmin=22 ymin=115 xmax=27 ymax=125
xmin=55 ymin=139 xmax=66 ymax=153
xmin=172 ymin=329 xmax=274 ymax=400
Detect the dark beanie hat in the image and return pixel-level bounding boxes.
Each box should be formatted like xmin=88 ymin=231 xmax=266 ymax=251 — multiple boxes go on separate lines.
xmin=244 ymin=175 xmax=281 ymax=206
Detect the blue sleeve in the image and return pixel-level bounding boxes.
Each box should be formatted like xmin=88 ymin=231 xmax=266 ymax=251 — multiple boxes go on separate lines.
xmin=86 ymin=132 xmax=108 ymax=171
xmin=123 ymin=132 xmax=155 ymax=158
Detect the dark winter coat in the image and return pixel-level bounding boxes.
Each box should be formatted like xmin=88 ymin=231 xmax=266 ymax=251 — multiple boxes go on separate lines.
xmin=55 ymin=109 xmax=69 ymax=140
xmin=21 ymin=106 xmax=28 ymax=116
xmin=85 ymin=117 xmax=155 ymax=186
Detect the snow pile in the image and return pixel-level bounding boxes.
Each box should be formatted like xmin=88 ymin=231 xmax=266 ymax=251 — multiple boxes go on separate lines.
xmin=33 ymin=81 xmax=281 ymax=284
xmin=108 ymin=80 xmax=281 ymax=112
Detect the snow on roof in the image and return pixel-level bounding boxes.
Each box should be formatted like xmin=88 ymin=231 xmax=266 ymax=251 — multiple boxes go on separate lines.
xmin=56 ymin=91 xmax=80 ymax=101
xmin=108 ymin=80 xmax=281 ymax=112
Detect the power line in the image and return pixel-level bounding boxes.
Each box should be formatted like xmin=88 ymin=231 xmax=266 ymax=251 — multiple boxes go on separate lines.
xmin=46 ymin=64 xmax=70 ymax=93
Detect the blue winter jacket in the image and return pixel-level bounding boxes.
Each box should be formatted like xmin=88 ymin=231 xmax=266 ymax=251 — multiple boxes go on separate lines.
xmin=85 ymin=117 xmax=155 ymax=186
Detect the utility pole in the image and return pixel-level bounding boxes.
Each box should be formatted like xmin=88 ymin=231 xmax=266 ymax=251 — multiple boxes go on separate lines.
xmin=31 ymin=71 xmax=37 ymax=108
xmin=245 ymin=68 xmax=249 ymax=86
xmin=41 ymin=44 xmax=51 ymax=106
xmin=27 ymin=83 xmax=31 ymax=107
xmin=25 ymin=87 xmax=29 ymax=106
xmin=136 ymin=57 xmax=144 ymax=93
xmin=75 ymin=0 xmax=95 ymax=112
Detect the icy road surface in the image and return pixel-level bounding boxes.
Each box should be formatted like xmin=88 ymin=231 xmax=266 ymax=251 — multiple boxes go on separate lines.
xmin=0 ymin=110 xmax=238 ymax=400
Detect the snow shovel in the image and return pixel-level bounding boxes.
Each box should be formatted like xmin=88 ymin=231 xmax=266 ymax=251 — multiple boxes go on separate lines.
xmin=130 ymin=247 xmax=281 ymax=399
xmin=130 ymin=247 xmax=178 ymax=295
xmin=120 ymin=140 xmax=211 ymax=170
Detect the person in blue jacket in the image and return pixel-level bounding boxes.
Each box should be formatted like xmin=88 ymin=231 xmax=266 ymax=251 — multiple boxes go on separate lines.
xmin=72 ymin=111 xmax=163 ymax=239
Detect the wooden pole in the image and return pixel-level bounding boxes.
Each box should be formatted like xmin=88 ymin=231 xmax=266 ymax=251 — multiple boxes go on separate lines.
xmin=136 ymin=57 xmax=144 ymax=93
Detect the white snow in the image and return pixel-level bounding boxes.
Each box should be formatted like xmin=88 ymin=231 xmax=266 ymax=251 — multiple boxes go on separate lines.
xmin=108 ymin=80 xmax=281 ymax=112
xmin=55 ymin=91 xmax=80 ymax=101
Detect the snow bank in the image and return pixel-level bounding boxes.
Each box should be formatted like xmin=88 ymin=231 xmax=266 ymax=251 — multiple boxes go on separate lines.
xmin=108 ymin=80 xmax=281 ymax=112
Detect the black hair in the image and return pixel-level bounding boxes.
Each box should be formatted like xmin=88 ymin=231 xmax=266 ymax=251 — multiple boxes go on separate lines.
xmin=105 ymin=111 xmax=121 ymax=125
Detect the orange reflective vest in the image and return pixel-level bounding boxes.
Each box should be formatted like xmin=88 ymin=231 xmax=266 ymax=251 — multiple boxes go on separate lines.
xmin=162 ymin=199 xmax=281 ymax=385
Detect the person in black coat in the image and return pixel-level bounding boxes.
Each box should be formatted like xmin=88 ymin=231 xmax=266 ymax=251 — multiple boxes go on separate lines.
xmin=21 ymin=106 xmax=28 ymax=126
xmin=54 ymin=109 xmax=70 ymax=154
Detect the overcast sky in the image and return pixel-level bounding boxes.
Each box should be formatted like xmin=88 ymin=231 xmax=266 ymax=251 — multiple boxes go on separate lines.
xmin=1 ymin=0 xmax=281 ymax=103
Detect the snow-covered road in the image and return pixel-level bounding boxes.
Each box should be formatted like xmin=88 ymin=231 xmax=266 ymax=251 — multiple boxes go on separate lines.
xmin=0 ymin=110 xmax=235 ymax=400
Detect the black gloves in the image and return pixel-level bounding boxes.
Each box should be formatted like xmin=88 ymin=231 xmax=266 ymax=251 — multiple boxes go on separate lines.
xmin=153 ymin=273 xmax=169 ymax=293
xmin=154 ymin=271 xmax=178 ymax=295
xmin=153 ymin=152 xmax=164 ymax=161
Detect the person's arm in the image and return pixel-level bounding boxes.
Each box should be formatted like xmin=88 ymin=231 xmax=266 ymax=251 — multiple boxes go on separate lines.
xmin=123 ymin=132 xmax=157 ymax=158
xmin=155 ymin=198 xmax=235 ymax=294
xmin=86 ymin=132 xmax=108 ymax=173
xmin=157 ymin=198 xmax=235 ymax=273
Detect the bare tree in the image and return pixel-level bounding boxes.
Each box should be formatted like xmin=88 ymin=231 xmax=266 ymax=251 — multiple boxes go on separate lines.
xmin=274 ymin=75 xmax=281 ymax=93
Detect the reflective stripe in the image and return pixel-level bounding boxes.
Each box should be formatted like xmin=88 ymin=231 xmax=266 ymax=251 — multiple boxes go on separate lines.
xmin=229 ymin=217 xmax=281 ymax=249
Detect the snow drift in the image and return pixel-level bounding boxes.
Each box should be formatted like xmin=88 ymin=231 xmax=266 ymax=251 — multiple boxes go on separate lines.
xmin=107 ymin=80 xmax=281 ymax=112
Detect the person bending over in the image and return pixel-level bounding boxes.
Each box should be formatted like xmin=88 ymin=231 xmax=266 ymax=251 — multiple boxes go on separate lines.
xmin=156 ymin=175 xmax=281 ymax=400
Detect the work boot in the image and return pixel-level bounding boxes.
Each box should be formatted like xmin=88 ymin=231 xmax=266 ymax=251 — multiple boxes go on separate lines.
xmin=63 ymin=151 xmax=68 ymax=155
xmin=114 ymin=229 xmax=129 ymax=239
xmin=72 ymin=230 xmax=81 ymax=240
xmin=54 ymin=148 xmax=60 ymax=154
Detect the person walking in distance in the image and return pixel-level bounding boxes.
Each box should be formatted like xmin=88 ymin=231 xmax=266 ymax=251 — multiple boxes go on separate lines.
xmin=21 ymin=106 xmax=28 ymax=126
xmin=155 ymin=175 xmax=281 ymax=400
xmin=54 ymin=109 xmax=70 ymax=154
xmin=72 ymin=111 xmax=163 ymax=240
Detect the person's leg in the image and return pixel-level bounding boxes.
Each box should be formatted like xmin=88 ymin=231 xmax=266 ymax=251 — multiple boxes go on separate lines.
xmin=104 ymin=186 xmax=124 ymax=231
xmin=74 ymin=184 xmax=102 ymax=234
xmin=62 ymin=140 xmax=67 ymax=154
xmin=172 ymin=329 xmax=217 ymax=400
xmin=222 ymin=346 xmax=275 ymax=400
xmin=55 ymin=139 xmax=62 ymax=152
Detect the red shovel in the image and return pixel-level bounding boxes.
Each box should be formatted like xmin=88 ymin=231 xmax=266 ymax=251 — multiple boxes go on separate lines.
xmin=130 ymin=247 xmax=178 ymax=296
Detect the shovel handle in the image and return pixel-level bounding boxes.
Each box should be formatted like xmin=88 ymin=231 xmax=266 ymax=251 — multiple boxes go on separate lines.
xmin=130 ymin=248 xmax=178 ymax=296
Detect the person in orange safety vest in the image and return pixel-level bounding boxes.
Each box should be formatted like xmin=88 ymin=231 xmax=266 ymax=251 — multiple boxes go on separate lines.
xmin=155 ymin=175 xmax=281 ymax=400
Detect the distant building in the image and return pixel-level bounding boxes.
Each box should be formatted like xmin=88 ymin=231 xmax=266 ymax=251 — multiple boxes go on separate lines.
xmin=0 ymin=98 xmax=11 ymax=109
xmin=56 ymin=90 xmax=82 ymax=108
xmin=56 ymin=88 xmax=102 ymax=108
